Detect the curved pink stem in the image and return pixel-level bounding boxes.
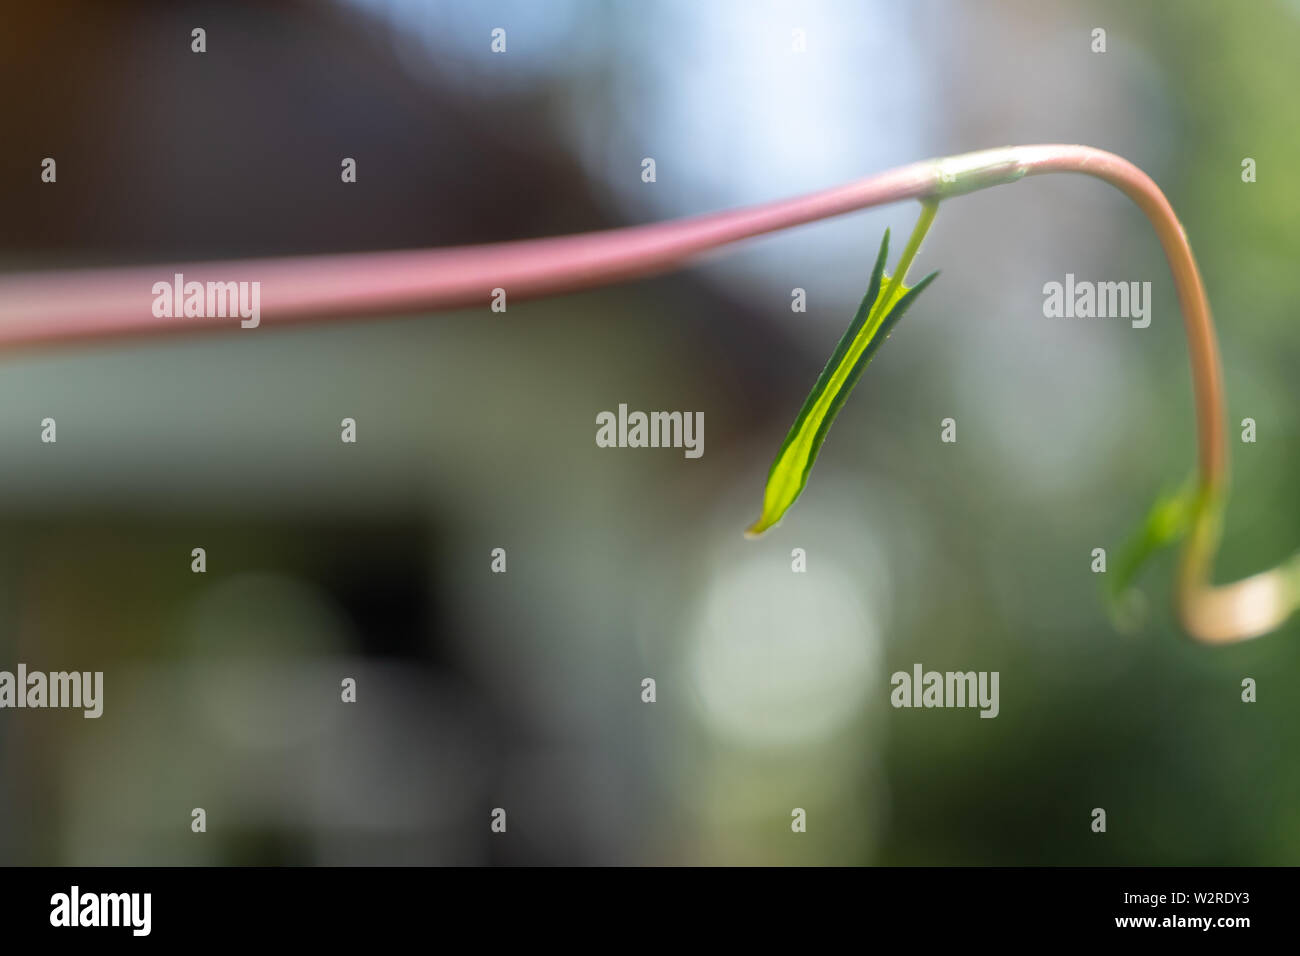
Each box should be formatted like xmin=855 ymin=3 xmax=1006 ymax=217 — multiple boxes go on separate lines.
xmin=1015 ymin=147 xmax=1226 ymax=490
xmin=0 ymin=158 xmax=939 ymax=347
xmin=0 ymin=147 xmax=1224 ymax=486
xmin=1 ymin=144 xmax=1293 ymax=641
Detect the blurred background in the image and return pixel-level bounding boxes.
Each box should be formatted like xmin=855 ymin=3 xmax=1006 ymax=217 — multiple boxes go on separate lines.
xmin=0 ymin=0 xmax=1297 ymax=865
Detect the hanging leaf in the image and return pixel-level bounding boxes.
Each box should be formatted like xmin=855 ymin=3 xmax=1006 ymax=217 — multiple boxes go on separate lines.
xmin=1104 ymin=476 xmax=1202 ymax=630
xmin=746 ymin=228 xmax=937 ymax=537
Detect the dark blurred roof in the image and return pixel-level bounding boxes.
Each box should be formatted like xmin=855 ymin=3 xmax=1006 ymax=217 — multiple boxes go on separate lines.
xmin=0 ymin=0 xmax=621 ymax=264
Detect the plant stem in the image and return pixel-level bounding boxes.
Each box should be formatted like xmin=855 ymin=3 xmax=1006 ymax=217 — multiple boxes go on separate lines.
xmin=1 ymin=144 xmax=1294 ymax=642
xmin=859 ymin=199 xmax=938 ymax=339
xmin=887 ymin=199 xmax=938 ymax=294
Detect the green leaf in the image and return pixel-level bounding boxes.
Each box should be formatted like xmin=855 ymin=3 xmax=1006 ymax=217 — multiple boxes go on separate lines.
xmin=746 ymin=229 xmax=937 ymax=537
xmin=1104 ymin=476 xmax=1199 ymax=630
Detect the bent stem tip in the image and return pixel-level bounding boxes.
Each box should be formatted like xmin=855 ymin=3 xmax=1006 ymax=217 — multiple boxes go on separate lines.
xmin=1177 ymin=485 xmax=1300 ymax=643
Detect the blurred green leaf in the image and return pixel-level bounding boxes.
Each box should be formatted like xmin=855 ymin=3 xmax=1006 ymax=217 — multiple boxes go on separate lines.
xmin=1106 ymin=476 xmax=1198 ymax=630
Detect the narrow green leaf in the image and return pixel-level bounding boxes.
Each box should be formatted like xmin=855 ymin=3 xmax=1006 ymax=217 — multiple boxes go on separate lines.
xmin=1110 ymin=480 xmax=1198 ymax=591
xmin=746 ymin=228 xmax=937 ymax=537
xmin=1104 ymin=476 xmax=1201 ymax=630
